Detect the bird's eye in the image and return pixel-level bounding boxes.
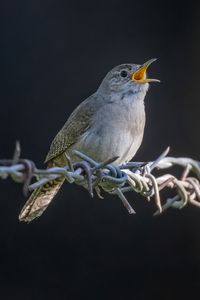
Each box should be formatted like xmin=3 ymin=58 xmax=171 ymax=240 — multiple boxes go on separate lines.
xmin=120 ymin=70 xmax=128 ymax=78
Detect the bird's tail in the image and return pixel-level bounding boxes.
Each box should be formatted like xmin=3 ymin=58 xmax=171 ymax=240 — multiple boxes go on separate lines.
xmin=19 ymin=177 xmax=65 ymax=222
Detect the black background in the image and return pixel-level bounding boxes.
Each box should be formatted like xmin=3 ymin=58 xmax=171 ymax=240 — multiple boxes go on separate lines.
xmin=0 ymin=0 xmax=200 ymax=299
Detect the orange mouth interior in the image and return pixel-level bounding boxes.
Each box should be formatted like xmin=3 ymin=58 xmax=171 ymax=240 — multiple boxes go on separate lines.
xmin=131 ymin=58 xmax=160 ymax=83
xmin=132 ymin=66 xmax=147 ymax=81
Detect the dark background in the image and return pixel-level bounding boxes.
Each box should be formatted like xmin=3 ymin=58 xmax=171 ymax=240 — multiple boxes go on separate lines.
xmin=0 ymin=0 xmax=200 ymax=299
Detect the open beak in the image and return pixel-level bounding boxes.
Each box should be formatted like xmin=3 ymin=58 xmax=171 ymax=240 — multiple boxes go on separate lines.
xmin=131 ymin=58 xmax=160 ymax=83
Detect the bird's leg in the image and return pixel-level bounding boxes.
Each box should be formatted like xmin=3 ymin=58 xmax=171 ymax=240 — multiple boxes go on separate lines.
xmin=95 ymin=186 xmax=104 ymax=199
xmin=73 ymin=161 xmax=94 ymax=197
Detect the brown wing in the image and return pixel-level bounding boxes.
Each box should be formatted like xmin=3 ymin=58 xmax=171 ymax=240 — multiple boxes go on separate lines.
xmin=44 ymin=93 xmax=97 ymax=163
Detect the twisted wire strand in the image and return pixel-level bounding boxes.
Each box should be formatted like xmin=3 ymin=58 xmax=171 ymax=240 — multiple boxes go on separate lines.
xmin=0 ymin=142 xmax=199 ymax=216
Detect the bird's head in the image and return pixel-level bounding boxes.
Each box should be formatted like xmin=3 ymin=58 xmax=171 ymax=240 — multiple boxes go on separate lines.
xmin=98 ymin=59 xmax=160 ymax=95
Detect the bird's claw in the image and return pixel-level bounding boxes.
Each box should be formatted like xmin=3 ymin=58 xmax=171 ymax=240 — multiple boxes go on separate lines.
xmin=73 ymin=161 xmax=94 ymax=197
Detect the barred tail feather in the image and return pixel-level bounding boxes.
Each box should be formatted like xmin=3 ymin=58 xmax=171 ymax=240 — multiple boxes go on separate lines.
xmin=19 ymin=177 xmax=65 ymax=222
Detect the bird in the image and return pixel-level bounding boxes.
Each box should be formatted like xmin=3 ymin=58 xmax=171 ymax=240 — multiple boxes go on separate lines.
xmin=19 ymin=58 xmax=159 ymax=222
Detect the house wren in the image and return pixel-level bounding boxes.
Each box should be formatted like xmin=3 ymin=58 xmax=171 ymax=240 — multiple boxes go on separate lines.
xmin=19 ymin=58 xmax=159 ymax=222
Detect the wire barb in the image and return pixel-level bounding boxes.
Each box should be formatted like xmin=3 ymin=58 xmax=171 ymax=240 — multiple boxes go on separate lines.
xmin=0 ymin=144 xmax=199 ymax=217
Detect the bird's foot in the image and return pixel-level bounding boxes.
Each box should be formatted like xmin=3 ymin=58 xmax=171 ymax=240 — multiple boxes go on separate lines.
xmin=73 ymin=160 xmax=94 ymax=197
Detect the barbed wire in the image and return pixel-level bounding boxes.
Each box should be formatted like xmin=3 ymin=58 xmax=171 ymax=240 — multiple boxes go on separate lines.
xmin=0 ymin=142 xmax=200 ymax=217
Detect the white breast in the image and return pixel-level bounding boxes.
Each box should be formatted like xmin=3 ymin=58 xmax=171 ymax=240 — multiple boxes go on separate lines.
xmin=69 ymin=91 xmax=146 ymax=164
